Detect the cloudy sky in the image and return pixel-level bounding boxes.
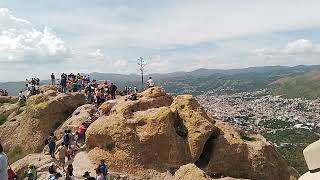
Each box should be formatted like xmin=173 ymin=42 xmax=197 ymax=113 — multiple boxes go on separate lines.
xmin=0 ymin=0 xmax=320 ymax=81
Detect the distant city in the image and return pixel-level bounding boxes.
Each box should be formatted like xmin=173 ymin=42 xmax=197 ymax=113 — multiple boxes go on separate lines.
xmin=197 ymin=90 xmax=320 ymax=135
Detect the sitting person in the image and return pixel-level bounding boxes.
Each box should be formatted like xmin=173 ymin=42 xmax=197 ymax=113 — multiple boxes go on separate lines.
xmin=26 ymin=164 xmax=37 ymax=180
xmin=82 ymin=171 xmax=95 ymax=180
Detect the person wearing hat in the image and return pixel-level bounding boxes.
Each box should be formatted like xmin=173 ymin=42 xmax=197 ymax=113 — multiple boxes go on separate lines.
xmin=27 ymin=164 xmax=37 ymax=180
xmin=83 ymin=171 xmax=95 ymax=180
xmin=0 ymin=143 xmax=8 ymax=180
xmin=299 ymin=140 xmax=320 ymax=180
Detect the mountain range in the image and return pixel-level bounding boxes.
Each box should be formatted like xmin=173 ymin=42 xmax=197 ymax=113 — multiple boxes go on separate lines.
xmin=1 ymin=65 xmax=320 ymax=99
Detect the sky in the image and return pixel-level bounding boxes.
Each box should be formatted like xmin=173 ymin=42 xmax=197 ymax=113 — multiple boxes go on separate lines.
xmin=0 ymin=0 xmax=320 ymax=81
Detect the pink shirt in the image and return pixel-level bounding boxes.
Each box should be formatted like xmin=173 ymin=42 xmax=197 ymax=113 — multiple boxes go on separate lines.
xmin=78 ymin=125 xmax=86 ymax=134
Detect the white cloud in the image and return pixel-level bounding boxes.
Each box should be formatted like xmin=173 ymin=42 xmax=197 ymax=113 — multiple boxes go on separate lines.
xmin=87 ymin=49 xmax=104 ymax=60
xmin=0 ymin=8 xmax=71 ymax=63
xmin=113 ymin=59 xmax=128 ymax=67
xmin=253 ymin=48 xmax=275 ymax=59
xmin=253 ymin=39 xmax=320 ymax=59
xmin=283 ymin=39 xmax=319 ymax=54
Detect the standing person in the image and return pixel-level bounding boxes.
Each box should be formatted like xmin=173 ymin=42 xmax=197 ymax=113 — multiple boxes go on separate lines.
xmin=63 ymin=130 xmax=70 ymax=149
xmin=60 ymin=74 xmax=67 ymax=93
xmin=25 ymin=79 xmax=29 ymax=90
xmin=55 ymin=143 xmax=67 ymax=171
xmin=146 ymin=77 xmax=155 ymax=88
xmin=95 ymin=168 xmax=105 ymax=180
xmin=72 ymin=81 xmax=78 ymax=92
xmin=51 ymin=73 xmax=55 ymax=86
xmin=65 ymin=164 xmax=74 ymax=180
xmin=77 ymin=123 xmax=87 ymax=145
xmin=110 ymin=83 xmax=117 ymax=100
xmin=48 ymin=133 xmax=57 ymax=158
xmin=36 ymin=78 xmax=40 ymax=86
xmin=124 ymin=86 xmax=128 ymax=95
xmin=98 ymin=159 xmax=108 ymax=176
xmin=133 ymin=86 xmax=138 ymax=94
xmin=0 ymin=143 xmax=8 ymax=180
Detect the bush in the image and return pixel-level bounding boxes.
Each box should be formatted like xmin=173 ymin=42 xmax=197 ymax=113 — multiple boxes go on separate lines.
xmin=7 ymin=145 xmax=24 ymax=164
xmin=263 ymin=129 xmax=319 ymax=174
xmin=241 ymin=135 xmax=255 ymax=141
xmin=0 ymin=115 xmax=7 ymax=125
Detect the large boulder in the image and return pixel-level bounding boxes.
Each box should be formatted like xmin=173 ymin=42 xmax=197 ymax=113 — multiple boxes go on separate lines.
xmin=174 ymin=163 xmax=212 ymax=180
xmin=10 ymin=154 xmax=54 ymax=178
xmin=0 ymin=103 xmax=19 ymax=118
xmin=205 ymin=121 xmax=299 ymax=180
xmin=0 ymin=96 xmax=18 ymax=103
xmin=0 ymin=90 xmax=85 ymax=153
xmin=55 ymin=104 xmax=97 ymax=138
xmin=40 ymin=85 xmax=58 ymax=93
xmin=86 ymin=87 xmax=216 ymax=175
xmin=171 ymin=95 xmax=216 ymax=162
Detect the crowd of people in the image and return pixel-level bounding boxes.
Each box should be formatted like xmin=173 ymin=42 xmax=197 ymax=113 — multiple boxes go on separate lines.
xmin=50 ymin=73 xmax=119 ymax=105
xmin=0 ymin=73 xmax=157 ymax=180
xmin=0 ymin=89 xmax=8 ymax=96
xmin=25 ymin=78 xmax=41 ymax=96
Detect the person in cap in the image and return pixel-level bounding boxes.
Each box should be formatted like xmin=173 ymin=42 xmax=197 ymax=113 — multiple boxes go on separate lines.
xmin=299 ymin=140 xmax=320 ymax=180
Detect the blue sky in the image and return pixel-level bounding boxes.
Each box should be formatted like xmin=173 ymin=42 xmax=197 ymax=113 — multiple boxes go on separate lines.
xmin=0 ymin=0 xmax=320 ymax=81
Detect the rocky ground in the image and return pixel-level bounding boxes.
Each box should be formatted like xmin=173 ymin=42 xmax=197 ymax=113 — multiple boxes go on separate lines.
xmin=0 ymin=86 xmax=299 ymax=180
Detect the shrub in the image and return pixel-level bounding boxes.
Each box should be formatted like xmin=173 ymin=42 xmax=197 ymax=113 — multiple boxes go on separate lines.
xmin=7 ymin=145 xmax=24 ymax=164
xmin=0 ymin=115 xmax=7 ymax=125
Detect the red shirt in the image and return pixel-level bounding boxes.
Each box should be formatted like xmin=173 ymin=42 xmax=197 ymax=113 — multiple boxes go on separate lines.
xmin=78 ymin=125 xmax=86 ymax=134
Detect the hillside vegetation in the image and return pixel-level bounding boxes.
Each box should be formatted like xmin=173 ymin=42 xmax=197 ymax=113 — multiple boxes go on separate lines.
xmin=271 ymin=71 xmax=320 ymax=99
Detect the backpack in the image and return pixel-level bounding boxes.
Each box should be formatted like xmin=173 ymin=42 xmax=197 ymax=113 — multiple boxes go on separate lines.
xmin=63 ymin=133 xmax=70 ymax=144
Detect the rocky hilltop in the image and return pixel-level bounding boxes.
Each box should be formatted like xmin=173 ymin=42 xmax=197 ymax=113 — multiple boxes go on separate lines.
xmin=0 ymin=87 xmax=299 ymax=180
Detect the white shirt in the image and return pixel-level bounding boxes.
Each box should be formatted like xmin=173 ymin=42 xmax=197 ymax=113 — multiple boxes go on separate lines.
xmin=0 ymin=153 xmax=8 ymax=180
xmin=146 ymin=79 xmax=155 ymax=87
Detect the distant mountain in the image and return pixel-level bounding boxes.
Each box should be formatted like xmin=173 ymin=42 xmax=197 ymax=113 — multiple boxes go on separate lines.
xmin=271 ymin=70 xmax=320 ymax=99
xmin=1 ymin=65 xmax=320 ymax=98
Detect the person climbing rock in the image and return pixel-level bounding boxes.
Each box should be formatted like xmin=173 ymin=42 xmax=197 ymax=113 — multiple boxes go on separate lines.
xmin=47 ymin=133 xmax=57 ymax=158
xmin=77 ymin=123 xmax=87 ymax=145
xmin=26 ymin=164 xmax=37 ymax=180
xmin=63 ymin=130 xmax=70 ymax=149
xmin=55 ymin=142 xmax=67 ymax=170
xmin=0 ymin=143 xmax=8 ymax=180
